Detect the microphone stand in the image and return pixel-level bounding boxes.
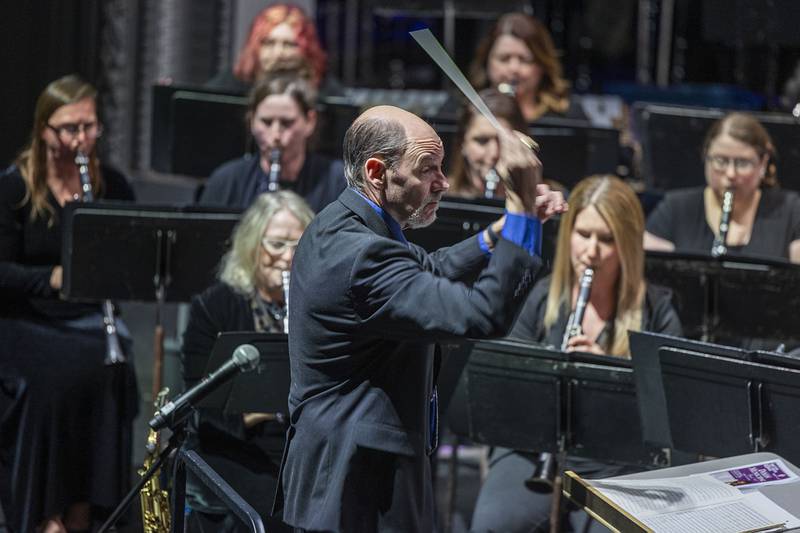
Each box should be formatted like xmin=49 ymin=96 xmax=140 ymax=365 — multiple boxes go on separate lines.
xmin=97 ymin=422 xmax=187 ymax=533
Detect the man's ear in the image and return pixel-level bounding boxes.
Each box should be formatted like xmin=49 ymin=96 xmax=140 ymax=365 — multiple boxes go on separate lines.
xmin=364 ymin=157 xmax=386 ymax=188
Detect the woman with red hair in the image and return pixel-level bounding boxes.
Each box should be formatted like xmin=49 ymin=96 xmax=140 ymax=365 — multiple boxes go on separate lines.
xmin=233 ymin=3 xmax=326 ymax=88
xmin=207 ymin=3 xmax=328 ymax=94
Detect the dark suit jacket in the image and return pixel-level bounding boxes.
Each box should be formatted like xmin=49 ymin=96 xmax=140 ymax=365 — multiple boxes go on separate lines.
xmin=276 ymin=188 xmax=541 ymax=532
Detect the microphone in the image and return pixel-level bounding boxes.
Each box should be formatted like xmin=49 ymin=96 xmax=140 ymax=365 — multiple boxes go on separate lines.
xmin=268 ymin=148 xmax=281 ymax=192
xmin=148 ymin=344 xmax=260 ymax=431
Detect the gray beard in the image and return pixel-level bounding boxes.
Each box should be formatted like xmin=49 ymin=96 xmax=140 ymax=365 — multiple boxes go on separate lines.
xmin=406 ymin=203 xmax=437 ymax=229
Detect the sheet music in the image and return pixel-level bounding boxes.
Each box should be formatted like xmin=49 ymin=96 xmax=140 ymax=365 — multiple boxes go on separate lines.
xmin=590 ymin=474 xmax=800 ymax=532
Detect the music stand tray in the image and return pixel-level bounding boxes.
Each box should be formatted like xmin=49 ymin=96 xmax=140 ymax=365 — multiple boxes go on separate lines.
xmin=645 ymin=250 xmax=800 ymax=345
xmin=197 ymin=332 xmax=290 ymax=416
xmin=658 ymin=346 xmax=800 ymax=464
xmin=61 ymin=202 xmax=241 ymax=303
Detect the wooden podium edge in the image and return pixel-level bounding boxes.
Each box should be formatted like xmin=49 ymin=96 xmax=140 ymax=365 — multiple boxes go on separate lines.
xmin=563 ymin=470 xmax=653 ymax=533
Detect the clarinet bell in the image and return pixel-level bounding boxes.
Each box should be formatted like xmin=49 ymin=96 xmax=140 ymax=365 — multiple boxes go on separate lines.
xmin=524 ymin=451 xmax=556 ymax=493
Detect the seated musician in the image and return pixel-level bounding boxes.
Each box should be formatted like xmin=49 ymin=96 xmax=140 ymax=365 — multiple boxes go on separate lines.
xmin=644 ymin=112 xmax=800 ymax=263
xmin=181 ymin=191 xmax=313 ymax=532
xmin=471 ymin=175 xmax=682 ymax=533
xmin=447 ymin=88 xmax=528 ymax=199
xmin=468 ymin=12 xmax=585 ymax=122
xmin=0 ymin=74 xmax=137 ymax=533
xmin=205 ymin=3 xmax=329 ymax=94
xmin=199 ymin=72 xmax=346 ymax=213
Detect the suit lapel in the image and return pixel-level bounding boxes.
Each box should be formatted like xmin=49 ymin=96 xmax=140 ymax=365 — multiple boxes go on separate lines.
xmin=338 ymin=188 xmax=396 ymax=241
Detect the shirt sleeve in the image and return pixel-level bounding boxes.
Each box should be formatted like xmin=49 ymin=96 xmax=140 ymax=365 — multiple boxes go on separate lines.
xmin=501 ymin=212 xmax=542 ymax=256
xmin=645 ymin=194 xmax=675 ymax=241
xmin=0 ymin=170 xmax=57 ymax=298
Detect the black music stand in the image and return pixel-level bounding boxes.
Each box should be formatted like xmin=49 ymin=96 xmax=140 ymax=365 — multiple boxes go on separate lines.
xmin=656 ymin=345 xmax=800 ymax=465
xmin=645 ymin=250 xmax=800 ymax=347
xmin=198 ymin=332 xmax=290 ymax=416
xmin=464 ymin=339 xmax=665 ymax=467
xmin=61 ymin=201 xmax=242 ymax=398
xmin=633 ymin=103 xmax=800 ymax=192
xmin=628 ymin=331 xmax=750 ymax=449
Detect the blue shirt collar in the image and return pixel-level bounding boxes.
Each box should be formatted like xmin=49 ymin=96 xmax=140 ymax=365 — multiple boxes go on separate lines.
xmin=351 ymin=188 xmax=408 ymax=245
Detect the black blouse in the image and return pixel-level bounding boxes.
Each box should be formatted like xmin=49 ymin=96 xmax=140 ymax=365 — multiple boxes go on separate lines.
xmin=0 ymin=164 xmax=134 ymax=318
xmin=510 ymin=275 xmax=683 ymax=348
xmin=199 ymin=152 xmax=346 ymax=214
xmin=646 ymin=187 xmax=800 ymax=260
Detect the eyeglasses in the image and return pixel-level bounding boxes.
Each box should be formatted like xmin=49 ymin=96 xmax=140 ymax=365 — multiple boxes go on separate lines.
xmin=47 ymin=121 xmax=103 ymax=140
xmin=261 ymin=238 xmax=300 ymax=254
xmin=706 ymin=155 xmax=759 ymax=174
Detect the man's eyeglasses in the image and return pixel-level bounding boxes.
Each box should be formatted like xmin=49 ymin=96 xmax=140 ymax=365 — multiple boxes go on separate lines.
xmin=706 ymin=155 xmax=759 ymax=174
xmin=262 ymin=238 xmax=300 ymax=254
xmin=47 ymin=121 xmax=103 ymax=140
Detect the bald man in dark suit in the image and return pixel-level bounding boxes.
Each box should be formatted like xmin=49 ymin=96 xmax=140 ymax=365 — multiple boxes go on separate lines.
xmin=274 ymin=105 xmax=566 ymax=532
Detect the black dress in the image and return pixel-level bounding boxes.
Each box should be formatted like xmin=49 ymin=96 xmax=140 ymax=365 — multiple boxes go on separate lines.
xmin=181 ymin=281 xmax=289 ymax=532
xmin=646 ymin=186 xmax=800 ymax=260
xmin=0 ymin=164 xmax=139 ymax=532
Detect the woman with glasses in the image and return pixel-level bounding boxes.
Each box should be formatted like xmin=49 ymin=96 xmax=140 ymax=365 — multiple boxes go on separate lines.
xmin=181 ymin=191 xmax=313 ymax=532
xmin=645 ymin=112 xmax=800 ymax=262
xmin=0 ymin=75 xmax=137 ymax=532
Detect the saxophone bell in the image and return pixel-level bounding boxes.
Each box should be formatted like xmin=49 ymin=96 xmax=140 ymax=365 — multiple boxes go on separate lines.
xmin=139 ymin=388 xmax=172 ymax=533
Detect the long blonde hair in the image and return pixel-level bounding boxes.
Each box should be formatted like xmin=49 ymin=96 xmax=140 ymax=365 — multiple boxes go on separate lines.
xmin=15 ymin=74 xmax=102 ymax=223
xmin=545 ymin=175 xmax=645 ymax=357
xmin=219 ymin=191 xmax=314 ymax=295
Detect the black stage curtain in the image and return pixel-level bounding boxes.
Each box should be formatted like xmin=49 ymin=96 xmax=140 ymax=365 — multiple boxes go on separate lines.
xmin=0 ymin=0 xmax=104 ymax=167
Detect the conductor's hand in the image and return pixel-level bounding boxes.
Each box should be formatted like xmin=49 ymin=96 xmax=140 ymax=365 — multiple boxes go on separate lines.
xmin=497 ymin=130 xmax=567 ymax=220
xmin=565 ymin=334 xmax=605 ymax=355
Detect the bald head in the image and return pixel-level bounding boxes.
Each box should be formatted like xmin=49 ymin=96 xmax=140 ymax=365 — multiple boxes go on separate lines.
xmin=343 ymin=105 xmax=440 ymax=190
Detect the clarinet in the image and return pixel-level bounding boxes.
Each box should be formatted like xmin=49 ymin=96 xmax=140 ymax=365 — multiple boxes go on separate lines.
xmin=281 ymin=270 xmax=291 ymax=334
xmin=483 ymin=168 xmax=500 ymax=199
xmin=560 ymin=268 xmax=595 ymax=351
xmin=711 ymin=189 xmax=734 ymax=258
xmin=268 ymin=148 xmax=281 ymax=192
xmin=75 ymin=151 xmax=126 ymax=365
xmin=497 ymin=81 xmax=517 ymax=97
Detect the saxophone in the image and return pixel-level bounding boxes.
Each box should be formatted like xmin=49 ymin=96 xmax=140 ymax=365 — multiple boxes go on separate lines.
xmin=140 ymin=388 xmax=172 ymax=533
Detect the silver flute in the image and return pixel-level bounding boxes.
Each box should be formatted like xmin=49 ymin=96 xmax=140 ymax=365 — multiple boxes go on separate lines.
xmin=75 ymin=151 xmax=126 ymax=364
xmin=281 ymin=270 xmax=291 ymax=334
xmin=711 ymin=189 xmax=734 ymax=258
xmin=560 ymin=267 xmax=595 ymax=351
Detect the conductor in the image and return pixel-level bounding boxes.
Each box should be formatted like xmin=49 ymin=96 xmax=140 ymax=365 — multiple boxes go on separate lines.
xmin=274 ymin=105 xmax=566 ymax=532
